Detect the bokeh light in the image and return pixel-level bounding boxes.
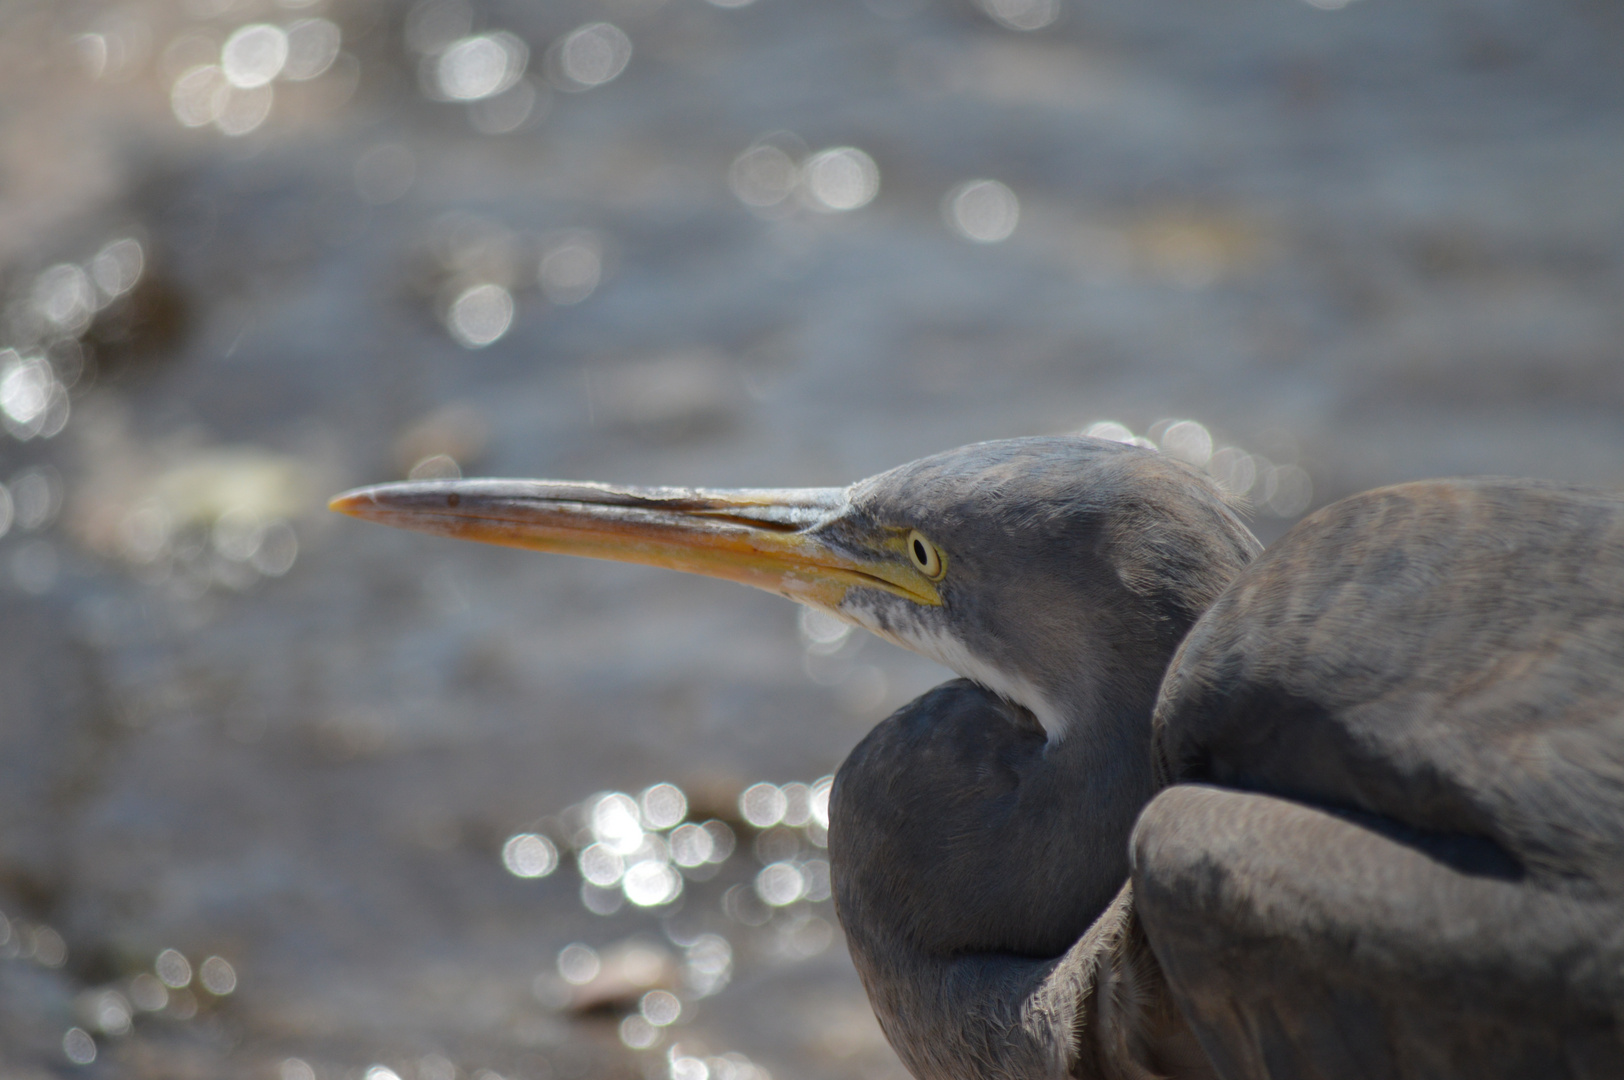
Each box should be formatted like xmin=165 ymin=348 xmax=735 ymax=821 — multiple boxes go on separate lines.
xmin=622 ymin=860 xmax=680 ymax=906
xmin=1160 ymin=420 xmax=1213 ymax=467
xmin=701 ymin=820 xmax=736 ymax=862
xmin=1082 ymin=420 xmax=1157 ymax=450
xmin=16 ymin=923 xmax=68 ymax=967
xmin=1209 ymin=447 xmax=1258 ymax=497
xmin=445 ymin=283 xmax=514 ymax=348
xmin=620 ymin=1014 xmax=660 ymax=1049
xmin=493 ymin=771 xmax=841 ymax=1041
xmin=128 ymin=974 xmax=168 ymax=1013
xmin=667 ymin=823 xmax=714 ymax=867
xmin=87 ymin=989 xmax=132 ymax=1035
xmin=34 ymin=264 xmax=96 ymax=334
xmin=1263 ymin=464 xmax=1314 ymax=516
xmin=538 ymin=232 xmax=603 ymax=305
xmin=709 ymin=1055 xmax=770 ymax=1080
xmin=217 ymin=84 xmax=274 ymax=136
xmin=63 ymin=1028 xmax=96 ymax=1065
xmin=809 ymin=777 xmax=833 ymax=830
xmin=199 ymin=956 xmax=237 ymax=995
xmin=557 ymin=942 xmax=601 ymax=986
xmin=551 ymin=23 xmax=632 ymax=91
xmin=801 ymin=859 xmax=832 ymax=902
xmin=640 ymin=989 xmax=681 ymax=1026
xmin=798 ymin=607 xmax=852 ymax=654
xmin=1085 ymin=420 xmax=1134 ymax=443
xmin=640 ymin=783 xmax=688 ymax=829
xmin=944 ymin=180 xmax=1020 ymax=243
xmin=252 ymin=521 xmax=299 ymax=576
xmin=221 ymin=24 xmax=288 ymax=89
xmin=155 ymin=948 xmax=192 ymax=988
xmin=1077 ymin=418 xmax=1316 ymax=517
xmin=1 ymin=352 xmax=69 ymax=439
xmin=738 ymin=783 xmax=787 ymax=828
xmin=408 ymin=453 xmax=461 ymax=480
xmin=90 ymin=237 xmax=143 ymax=298
xmin=435 ymin=33 xmax=527 ymax=101
xmin=974 ymin=0 xmax=1062 ymax=31
xmin=281 ymin=1060 xmax=317 ymax=1080
xmin=801 ymin=148 xmax=880 ymax=212
xmin=502 ymin=833 xmax=559 ymax=878
xmin=683 ymin=934 xmax=732 ymax=995
xmin=171 ymin=64 xmax=231 ymax=128
xmin=578 ymin=843 xmax=625 ymax=887
xmin=671 ymin=1055 xmax=709 ymax=1080
xmin=728 ymin=141 xmax=800 ymax=209
xmin=779 ymin=783 xmax=812 ymax=828
xmin=591 ymin=792 xmax=645 ymax=854
xmin=282 ymin=19 xmax=341 ymax=81
xmin=754 ymin=861 xmax=805 ymax=906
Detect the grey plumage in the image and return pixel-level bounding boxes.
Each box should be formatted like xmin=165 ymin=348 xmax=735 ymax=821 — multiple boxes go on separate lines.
xmin=1135 ymin=479 xmax=1624 ymax=1078
xmin=827 ymin=440 xmax=1255 ymax=1080
xmin=331 ymin=439 xmax=1624 ymax=1080
xmin=834 ymin=682 xmax=1213 ymax=1080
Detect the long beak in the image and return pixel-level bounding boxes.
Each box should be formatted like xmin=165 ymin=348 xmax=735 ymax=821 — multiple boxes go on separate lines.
xmin=329 ymin=479 xmax=941 ymax=609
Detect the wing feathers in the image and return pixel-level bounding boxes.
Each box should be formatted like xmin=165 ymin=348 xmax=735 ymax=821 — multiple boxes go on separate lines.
xmin=1140 ymin=480 xmax=1624 ymax=1078
xmin=1133 ymin=785 xmax=1624 ymax=1079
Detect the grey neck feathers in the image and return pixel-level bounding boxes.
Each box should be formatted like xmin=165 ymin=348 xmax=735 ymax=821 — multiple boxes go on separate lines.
xmin=838 ymin=877 xmax=1215 ymax=1080
xmin=830 ymin=680 xmax=1187 ymax=1079
xmin=827 ymin=437 xmax=1259 ymax=1078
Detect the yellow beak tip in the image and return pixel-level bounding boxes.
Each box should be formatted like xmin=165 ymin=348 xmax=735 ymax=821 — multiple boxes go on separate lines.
xmin=328 ymin=490 xmax=372 ymax=517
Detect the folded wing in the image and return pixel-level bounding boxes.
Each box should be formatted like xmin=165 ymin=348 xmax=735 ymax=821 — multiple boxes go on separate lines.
xmin=1135 ymin=479 xmax=1624 ymax=1079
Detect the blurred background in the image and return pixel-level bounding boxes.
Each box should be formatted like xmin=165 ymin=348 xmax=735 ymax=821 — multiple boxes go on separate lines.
xmin=0 ymin=0 xmax=1621 ymax=1076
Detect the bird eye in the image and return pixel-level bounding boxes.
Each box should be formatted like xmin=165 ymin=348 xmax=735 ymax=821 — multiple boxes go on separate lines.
xmin=906 ymin=530 xmax=944 ymax=579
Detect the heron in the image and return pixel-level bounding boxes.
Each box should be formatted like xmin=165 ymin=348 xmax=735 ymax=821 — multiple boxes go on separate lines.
xmin=331 ymin=436 xmax=1624 ymax=1080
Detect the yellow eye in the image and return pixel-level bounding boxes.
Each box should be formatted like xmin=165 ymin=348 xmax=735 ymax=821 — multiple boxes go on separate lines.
xmin=906 ymin=530 xmax=944 ymax=579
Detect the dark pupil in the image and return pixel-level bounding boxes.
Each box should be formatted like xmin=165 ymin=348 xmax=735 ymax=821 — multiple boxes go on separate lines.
xmin=912 ymin=539 xmax=928 ymax=565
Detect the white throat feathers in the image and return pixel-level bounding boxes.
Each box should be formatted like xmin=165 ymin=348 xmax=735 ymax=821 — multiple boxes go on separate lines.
xmin=836 ymin=597 xmax=1071 ymax=744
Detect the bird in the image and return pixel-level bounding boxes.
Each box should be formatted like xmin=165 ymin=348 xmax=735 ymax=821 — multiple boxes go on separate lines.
xmin=330 ymin=436 xmax=1624 ymax=1080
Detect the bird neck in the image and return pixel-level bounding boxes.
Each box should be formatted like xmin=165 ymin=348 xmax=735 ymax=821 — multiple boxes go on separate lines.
xmin=848 ymin=881 xmax=1216 ymax=1080
xmin=1027 ymin=660 xmax=1167 ymax=939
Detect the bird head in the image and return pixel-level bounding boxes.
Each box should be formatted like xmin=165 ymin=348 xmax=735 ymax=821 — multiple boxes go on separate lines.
xmin=331 ymin=436 xmax=1259 ymax=743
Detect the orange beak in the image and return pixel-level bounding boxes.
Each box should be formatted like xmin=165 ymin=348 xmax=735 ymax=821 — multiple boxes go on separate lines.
xmin=329 ymin=478 xmax=942 ymax=610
